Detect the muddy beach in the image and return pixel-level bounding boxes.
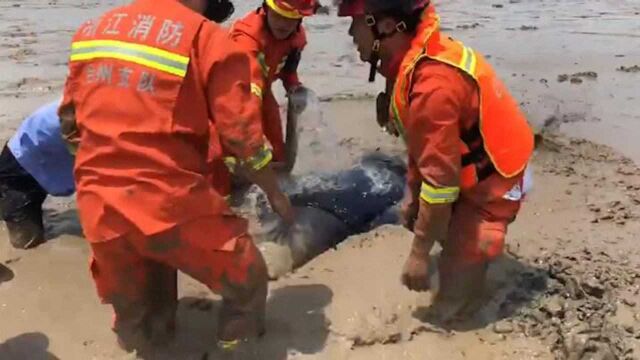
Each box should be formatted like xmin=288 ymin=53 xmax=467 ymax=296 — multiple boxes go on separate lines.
xmin=1 ymin=0 xmax=640 ymax=359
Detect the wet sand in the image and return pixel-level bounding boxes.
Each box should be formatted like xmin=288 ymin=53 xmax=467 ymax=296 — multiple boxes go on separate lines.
xmin=2 ymin=98 xmax=640 ymax=359
xmin=1 ymin=1 xmax=640 ymax=359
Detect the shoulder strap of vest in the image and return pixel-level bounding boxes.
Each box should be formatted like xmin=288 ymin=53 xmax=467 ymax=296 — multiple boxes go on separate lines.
xmin=425 ymin=34 xmax=479 ymax=80
xmin=392 ymin=5 xmax=440 ymax=118
xmin=396 ymin=7 xmax=499 ymax=183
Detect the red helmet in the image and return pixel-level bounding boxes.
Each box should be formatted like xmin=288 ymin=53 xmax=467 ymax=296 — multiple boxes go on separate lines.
xmin=266 ymin=0 xmax=320 ymax=19
xmin=336 ymin=0 xmax=365 ymax=16
xmin=337 ymin=0 xmax=429 ymax=17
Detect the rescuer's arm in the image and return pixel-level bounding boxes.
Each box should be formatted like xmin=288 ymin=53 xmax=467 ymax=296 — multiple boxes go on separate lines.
xmin=400 ymin=66 xmax=463 ymax=291
xmin=208 ymin=47 xmax=295 ymax=223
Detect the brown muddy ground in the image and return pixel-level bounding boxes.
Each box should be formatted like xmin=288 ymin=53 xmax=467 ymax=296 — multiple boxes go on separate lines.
xmin=1 ymin=0 xmax=640 ymax=359
xmin=2 ymin=99 xmax=640 ymax=359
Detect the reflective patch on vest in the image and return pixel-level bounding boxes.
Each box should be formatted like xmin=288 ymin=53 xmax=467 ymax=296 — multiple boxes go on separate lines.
xmin=218 ymin=339 xmax=240 ymax=352
xmin=70 ymin=39 xmax=190 ymax=77
xmin=251 ymin=83 xmax=263 ymax=100
xmin=390 ymin=100 xmax=406 ymax=139
xmin=275 ymin=56 xmax=287 ymax=75
xmin=460 ymin=46 xmax=478 ymax=76
xmin=223 ymin=144 xmax=273 ymax=173
xmin=257 ymin=52 xmax=270 ymax=78
xmin=420 ymin=182 xmax=460 ymax=204
xmin=223 ymin=157 xmax=237 ymax=173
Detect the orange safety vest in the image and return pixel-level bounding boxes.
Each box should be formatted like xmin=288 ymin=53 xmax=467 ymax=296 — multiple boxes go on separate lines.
xmin=67 ymin=0 xmax=233 ymax=238
xmin=390 ymin=6 xmax=534 ymax=191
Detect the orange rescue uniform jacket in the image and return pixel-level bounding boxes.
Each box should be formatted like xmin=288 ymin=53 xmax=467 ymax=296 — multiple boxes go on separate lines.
xmin=390 ymin=5 xmax=534 ymax=213
xmin=207 ymin=8 xmax=307 ymax=197
xmin=230 ymin=8 xmax=307 ymax=160
xmin=60 ymin=0 xmax=271 ymax=242
xmin=231 ymin=8 xmax=306 ymax=92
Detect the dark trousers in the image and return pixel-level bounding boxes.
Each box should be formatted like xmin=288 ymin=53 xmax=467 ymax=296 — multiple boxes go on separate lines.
xmin=0 ymin=144 xmax=47 ymax=247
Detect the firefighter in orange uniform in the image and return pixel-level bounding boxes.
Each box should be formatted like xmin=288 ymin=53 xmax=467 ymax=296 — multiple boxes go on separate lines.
xmin=338 ymin=0 xmax=534 ymax=317
xmin=58 ymin=0 xmax=295 ymax=354
xmin=230 ymin=0 xmax=318 ymax=172
xmin=208 ymin=0 xmax=318 ymax=198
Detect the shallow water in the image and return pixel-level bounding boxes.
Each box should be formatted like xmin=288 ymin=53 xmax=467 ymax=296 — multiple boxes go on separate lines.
xmin=1 ymin=0 xmax=639 ymax=162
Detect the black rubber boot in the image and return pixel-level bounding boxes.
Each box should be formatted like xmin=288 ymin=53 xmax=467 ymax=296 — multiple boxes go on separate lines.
xmin=145 ymin=264 xmax=178 ymax=348
xmin=5 ymin=215 xmax=44 ymax=249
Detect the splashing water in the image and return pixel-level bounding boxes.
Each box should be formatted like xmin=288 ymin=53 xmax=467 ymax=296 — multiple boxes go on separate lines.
xmin=295 ymin=90 xmax=341 ymax=174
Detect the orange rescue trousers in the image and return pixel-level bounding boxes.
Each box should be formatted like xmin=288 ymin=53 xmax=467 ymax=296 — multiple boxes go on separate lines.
xmin=436 ymin=189 xmax=522 ymax=305
xmin=441 ymin=196 xmax=520 ymax=269
xmin=88 ymin=215 xmax=267 ymax=350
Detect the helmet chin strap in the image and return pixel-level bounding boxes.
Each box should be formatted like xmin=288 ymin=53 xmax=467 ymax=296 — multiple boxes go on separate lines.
xmin=368 ymin=40 xmax=380 ymax=82
xmin=365 ymin=14 xmax=407 ymax=83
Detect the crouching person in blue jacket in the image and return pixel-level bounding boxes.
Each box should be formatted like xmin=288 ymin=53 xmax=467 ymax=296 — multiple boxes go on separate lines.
xmin=0 ymin=100 xmax=75 ymax=249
